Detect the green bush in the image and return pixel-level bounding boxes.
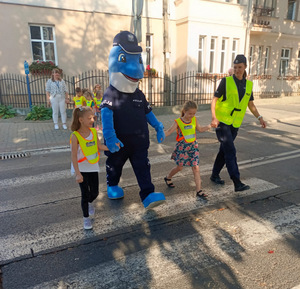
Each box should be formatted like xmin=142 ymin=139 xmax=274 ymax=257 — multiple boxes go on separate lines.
xmin=25 ymin=105 xmax=52 ymax=121
xmin=0 ymin=105 xmax=16 ymax=119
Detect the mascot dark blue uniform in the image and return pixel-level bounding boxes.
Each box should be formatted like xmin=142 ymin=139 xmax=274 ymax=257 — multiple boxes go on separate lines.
xmin=101 ymin=31 xmax=166 ymax=209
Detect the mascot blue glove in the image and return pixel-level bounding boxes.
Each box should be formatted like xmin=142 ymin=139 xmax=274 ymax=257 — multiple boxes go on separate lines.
xmin=100 ymin=31 xmax=166 ymax=209
xmin=101 ymin=107 xmax=124 ymax=152
xmin=146 ymin=111 xmax=165 ymax=143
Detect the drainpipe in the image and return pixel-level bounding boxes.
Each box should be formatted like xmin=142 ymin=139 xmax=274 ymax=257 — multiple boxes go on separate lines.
xmin=244 ymin=0 xmax=253 ymax=58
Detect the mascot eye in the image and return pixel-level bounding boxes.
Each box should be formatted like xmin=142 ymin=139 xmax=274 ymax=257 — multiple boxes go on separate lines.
xmin=139 ymin=56 xmax=143 ymax=64
xmin=118 ymin=54 xmax=126 ymax=63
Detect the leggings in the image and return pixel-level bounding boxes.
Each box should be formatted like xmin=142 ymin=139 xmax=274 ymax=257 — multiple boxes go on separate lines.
xmin=79 ymin=172 xmax=99 ymax=217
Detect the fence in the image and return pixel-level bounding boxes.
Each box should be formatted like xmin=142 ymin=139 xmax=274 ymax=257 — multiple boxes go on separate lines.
xmin=1 ymin=70 xmax=299 ymax=108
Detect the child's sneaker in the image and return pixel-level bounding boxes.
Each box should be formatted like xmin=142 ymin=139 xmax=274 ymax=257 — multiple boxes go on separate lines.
xmin=83 ymin=217 xmax=92 ymax=230
xmin=88 ymin=203 xmax=95 ymax=217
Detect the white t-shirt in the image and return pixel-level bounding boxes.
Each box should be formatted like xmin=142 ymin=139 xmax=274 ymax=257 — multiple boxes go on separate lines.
xmin=71 ymin=131 xmax=100 ymax=174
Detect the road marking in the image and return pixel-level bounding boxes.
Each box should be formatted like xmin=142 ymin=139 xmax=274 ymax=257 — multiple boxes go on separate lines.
xmin=0 ymin=178 xmax=278 ymax=263
xmin=1 ymin=149 xmax=300 ymax=189
xmin=21 ymin=200 xmax=300 ymax=289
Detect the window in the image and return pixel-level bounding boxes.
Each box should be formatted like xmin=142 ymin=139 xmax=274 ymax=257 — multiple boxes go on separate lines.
xmin=254 ymin=0 xmax=276 ymax=16
xmin=297 ymin=49 xmax=300 ymax=76
xmin=264 ymin=47 xmax=270 ymax=74
xmin=249 ymin=46 xmax=254 ymax=75
xmin=30 ymin=25 xmax=57 ymax=63
xmin=198 ymin=36 xmax=205 ymax=73
xmin=146 ymin=34 xmax=153 ymax=67
xmin=280 ymin=48 xmax=291 ymax=76
xmin=287 ymin=0 xmax=297 ymax=20
xmin=231 ymin=39 xmax=238 ymax=64
xmin=220 ymin=38 xmax=228 ymax=73
xmin=209 ymin=37 xmax=217 ymax=73
xmin=257 ymin=46 xmax=263 ymax=75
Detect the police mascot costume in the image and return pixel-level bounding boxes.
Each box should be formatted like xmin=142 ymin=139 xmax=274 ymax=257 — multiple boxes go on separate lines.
xmin=101 ymin=31 xmax=166 ymax=209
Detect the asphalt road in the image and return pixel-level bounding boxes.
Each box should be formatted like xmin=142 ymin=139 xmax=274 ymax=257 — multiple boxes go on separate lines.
xmin=0 ymin=117 xmax=300 ymax=289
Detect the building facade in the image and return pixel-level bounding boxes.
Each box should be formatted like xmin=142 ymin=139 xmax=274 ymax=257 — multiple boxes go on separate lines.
xmin=1 ymin=0 xmax=300 ymax=97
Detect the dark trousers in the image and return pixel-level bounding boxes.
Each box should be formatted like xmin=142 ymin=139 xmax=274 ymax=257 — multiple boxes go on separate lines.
xmin=212 ymin=123 xmax=240 ymax=183
xmin=105 ymin=134 xmax=155 ymax=201
xmin=79 ymin=172 xmax=99 ymax=217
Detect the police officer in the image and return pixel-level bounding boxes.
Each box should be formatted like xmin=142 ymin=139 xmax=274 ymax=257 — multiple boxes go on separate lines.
xmin=210 ymin=54 xmax=267 ymax=191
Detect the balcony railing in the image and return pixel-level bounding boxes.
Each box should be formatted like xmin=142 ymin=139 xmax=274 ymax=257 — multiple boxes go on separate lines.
xmin=253 ymin=5 xmax=274 ymax=17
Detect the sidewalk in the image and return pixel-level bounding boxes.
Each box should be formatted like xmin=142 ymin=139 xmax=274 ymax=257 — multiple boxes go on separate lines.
xmin=1 ymin=96 xmax=300 ymax=156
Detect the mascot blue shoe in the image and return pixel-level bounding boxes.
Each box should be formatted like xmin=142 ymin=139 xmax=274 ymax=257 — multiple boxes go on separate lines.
xmin=143 ymin=192 xmax=166 ymax=209
xmin=101 ymin=31 xmax=166 ymax=209
xmin=107 ymin=186 xmax=124 ymax=199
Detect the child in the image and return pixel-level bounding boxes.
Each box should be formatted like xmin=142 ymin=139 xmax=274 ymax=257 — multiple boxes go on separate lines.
xmin=72 ymin=87 xmax=86 ymax=108
xmin=94 ymin=90 xmax=103 ymax=130
xmin=83 ymin=90 xmax=96 ymax=112
xmin=70 ymin=106 xmax=108 ymax=230
xmin=93 ymin=83 xmax=102 ymax=97
xmin=164 ymin=100 xmax=211 ymax=199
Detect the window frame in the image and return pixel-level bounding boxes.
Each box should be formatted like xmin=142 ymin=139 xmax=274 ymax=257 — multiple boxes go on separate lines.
xmin=279 ymin=48 xmax=291 ymax=76
xmin=264 ymin=46 xmax=270 ymax=75
xmin=146 ymin=34 xmax=153 ymax=68
xmin=198 ymin=36 xmax=205 ymax=73
xmin=220 ymin=38 xmax=228 ymax=73
xmin=287 ymin=0 xmax=297 ymax=20
xmin=209 ymin=37 xmax=217 ymax=73
xmin=231 ymin=39 xmax=239 ymax=64
xmin=249 ymin=45 xmax=254 ymax=75
xmin=29 ymin=25 xmax=58 ymax=64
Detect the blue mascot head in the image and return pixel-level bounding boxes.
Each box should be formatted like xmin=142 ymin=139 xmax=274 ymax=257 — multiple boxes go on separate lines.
xmin=109 ymin=31 xmax=145 ymax=93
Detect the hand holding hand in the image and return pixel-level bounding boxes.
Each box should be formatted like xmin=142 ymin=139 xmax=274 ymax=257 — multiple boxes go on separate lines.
xmin=211 ymin=117 xmax=219 ymax=128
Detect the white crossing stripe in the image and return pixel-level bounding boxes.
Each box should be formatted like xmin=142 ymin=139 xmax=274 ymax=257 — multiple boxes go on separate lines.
xmin=30 ymin=198 xmax=300 ymax=289
xmin=1 ymin=149 xmax=300 ymax=189
xmin=0 ymin=178 xmax=278 ymax=263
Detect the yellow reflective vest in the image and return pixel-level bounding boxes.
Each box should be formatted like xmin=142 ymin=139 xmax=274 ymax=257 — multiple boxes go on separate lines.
xmin=71 ymin=128 xmax=100 ymax=164
xmin=215 ymin=76 xmax=253 ymax=128
xmin=175 ymin=116 xmax=196 ymax=143
xmin=86 ymin=99 xmax=94 ymax=107
xmin=94 ymin=97 xmax=102 ymax=108
xmin=73 ymin=96 xmax=86 ymax=108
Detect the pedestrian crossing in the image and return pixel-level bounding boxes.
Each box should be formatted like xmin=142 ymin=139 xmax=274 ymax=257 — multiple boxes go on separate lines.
xmin=1 ymin=148 xmax=300 ymax=289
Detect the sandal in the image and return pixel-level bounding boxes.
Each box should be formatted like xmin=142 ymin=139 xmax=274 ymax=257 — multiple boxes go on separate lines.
xmin=196 ymin=190 xmax=208 ymax=199
xmin=164 ymin=177 xmax=175 ymax=188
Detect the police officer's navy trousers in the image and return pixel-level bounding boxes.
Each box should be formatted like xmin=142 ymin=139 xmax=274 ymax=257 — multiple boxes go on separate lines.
xmin=105 ymin=134 xmax=155 ymax=201
xmin=212 ymin=122 xmax=240 ymax=183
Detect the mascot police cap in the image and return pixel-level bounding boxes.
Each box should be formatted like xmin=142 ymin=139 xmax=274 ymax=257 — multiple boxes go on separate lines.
xmin=113 ymin=31 xmax=142 ymax=54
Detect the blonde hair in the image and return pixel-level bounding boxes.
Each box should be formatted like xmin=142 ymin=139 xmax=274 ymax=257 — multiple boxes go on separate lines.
xmin=71 ymin=107 xmax=93 ymax=131
xmin=181 ymin=100 xmax=198 ymax=117
xmin=93 ymin=84 xmax=102 ymax=93
xmin=51 ymin=69 xmax=62 ymax=81
xmin=95 ymin=90 xmax=103 ymax=98
xmin=83 ymin=90 xmax=93 ymax=100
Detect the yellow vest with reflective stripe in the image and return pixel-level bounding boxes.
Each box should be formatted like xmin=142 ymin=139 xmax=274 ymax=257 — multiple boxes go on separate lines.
xmin=71 ymin=128 xmax=99 ymax=164
xmin=86 ymin=99 xmax=94 ymax=107
xmin=175 ymin=117 xmax=196 ymax=143
xmin=73 ymin=96 xmax=86 ymax=108
xmin=215 ymin=76 xmax=253 ymax=128
xmin=94 ymin=97 xmax=102 ymax=108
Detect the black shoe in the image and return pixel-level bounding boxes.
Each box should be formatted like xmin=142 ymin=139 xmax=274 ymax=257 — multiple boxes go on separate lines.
xmin=210 ymin=175 xmax=225 ymax=185
xmin=234 ymin=183 xmax=250 ymax=192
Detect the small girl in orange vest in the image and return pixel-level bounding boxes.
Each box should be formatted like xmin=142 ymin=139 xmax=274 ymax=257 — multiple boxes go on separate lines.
xmin=70 ymin=107 xmax=108 ymax=230
xmin=164 ymin=100 xmax=211 ymax=199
